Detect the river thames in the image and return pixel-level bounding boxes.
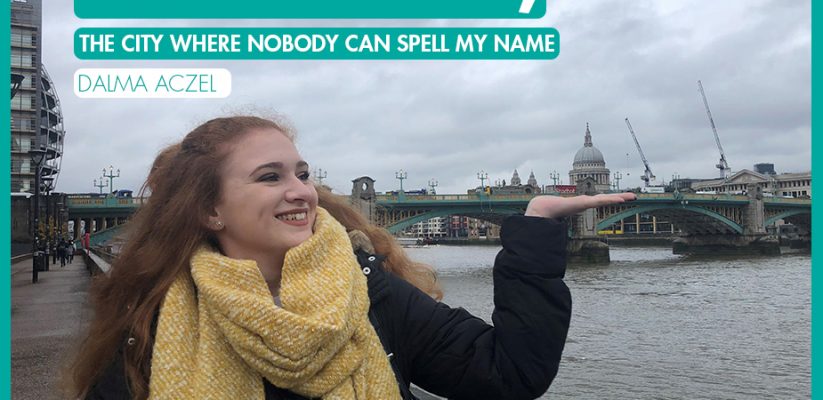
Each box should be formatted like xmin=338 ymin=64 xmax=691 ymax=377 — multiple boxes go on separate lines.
xmin=405 ymin=245 xmax=810 ymax=399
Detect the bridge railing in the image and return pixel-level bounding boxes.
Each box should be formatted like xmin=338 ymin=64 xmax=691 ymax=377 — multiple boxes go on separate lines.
xmin=82 ymin=248 xmax=112 ymax=276
xmin=377 ymin=194 xmax=475 ymax=201
xmin=375 ymin=193 xmax=542 ymax=202
xmin=375 ymin=192 xmax=757 ymax=203
xmin=635 ymin=193 xmax=750 ymax=202
xmin=763 ymin=196 xmax=811 ymax=205
xmin=67 ymin=195 xmax=148 ymax=208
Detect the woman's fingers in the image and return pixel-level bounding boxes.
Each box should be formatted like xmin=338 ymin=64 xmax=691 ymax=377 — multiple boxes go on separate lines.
xmin=526 ymin=193 xmax=637 ymax=219
xmin=590 ymin=193 xmax=637 ymax=206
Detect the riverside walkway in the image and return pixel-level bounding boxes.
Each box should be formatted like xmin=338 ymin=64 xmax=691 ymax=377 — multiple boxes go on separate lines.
xmin=11 ymin=256 xmax=92 ymax=400
xmin=9 ymin=254 xmax=443 ymax=400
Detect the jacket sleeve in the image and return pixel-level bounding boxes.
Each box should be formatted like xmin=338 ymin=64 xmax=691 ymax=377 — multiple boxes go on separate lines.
xmin=84 ymin=351 xmax=133 ymax=400
xmin=397 ymin=215 xmax=571 ymax=400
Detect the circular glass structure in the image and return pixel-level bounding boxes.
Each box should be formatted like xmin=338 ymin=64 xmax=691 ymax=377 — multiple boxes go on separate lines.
xmin=39 ymin=65 xmax=65 ymax=184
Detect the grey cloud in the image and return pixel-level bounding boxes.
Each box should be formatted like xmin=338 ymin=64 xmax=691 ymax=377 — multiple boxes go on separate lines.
xmin=42 ymin=0 xmax=810 ymax=195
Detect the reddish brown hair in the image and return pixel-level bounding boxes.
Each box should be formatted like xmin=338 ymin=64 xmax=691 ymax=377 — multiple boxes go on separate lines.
xmin=67 ymin=116 xmax=441 ymax=399
xmin=315 ymin=186 xmax=442 ymax=300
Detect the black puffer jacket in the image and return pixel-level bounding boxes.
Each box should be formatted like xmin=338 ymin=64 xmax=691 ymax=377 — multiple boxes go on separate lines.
xmin=87 ymin=215 xmax=571 ymax=400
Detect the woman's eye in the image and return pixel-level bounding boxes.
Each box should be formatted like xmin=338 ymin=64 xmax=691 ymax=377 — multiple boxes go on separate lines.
xmin=259 ymin=173 xmax=280 ymax=182
xmin=298 ymin=172 xmax=311 ymax=181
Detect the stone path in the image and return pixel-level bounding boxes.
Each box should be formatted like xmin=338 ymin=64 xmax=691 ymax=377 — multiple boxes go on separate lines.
xmin=11 ymin=256 xmax=92 ymax=400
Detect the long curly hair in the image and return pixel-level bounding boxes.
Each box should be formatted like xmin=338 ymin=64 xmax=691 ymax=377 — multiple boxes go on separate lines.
xmin=67 ymin=116 xmax=441 ymax=399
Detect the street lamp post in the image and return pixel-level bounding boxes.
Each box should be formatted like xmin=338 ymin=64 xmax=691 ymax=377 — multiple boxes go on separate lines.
xmin=56 ymin=199 xmax=65 ymax=242
xmin=428 ymin=178 xmax=438 ymax=195
xmin=395 ymin=170 xmax=407 ymax=192
xmin=549 ymin=170 xmax=560 ymax=187
xmin=11 ymin=73 xmax=25 ymax=99
xmin=93 ymin=177 xmax=108 ymax=194
xmin=28 ymin=148 xmax=47 ymax=283
xmin=313 ymin=168 xmax=327 ymax=185
xmin=613 ymin=171 xmax=623 ymax=191
xmin=42 ymin=177 xmax=54 ymax=268
xmin=103 ymin=165 xmax=120 ymax=194
xmin=476 ymin=170 xmax=488 ymax=195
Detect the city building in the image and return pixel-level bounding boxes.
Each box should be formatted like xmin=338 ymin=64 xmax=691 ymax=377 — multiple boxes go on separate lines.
xmin=569 ymin=123 xmax=611 ymax=192
xmin=488 ymin=169 xmax=542 ymax=195
xmin=447 ymin=215 xmax=468 ymax=238
xmin=402 ymin=216 xmax=503 ymax=240
xmin=691 ymin=165 xmax=811 ymax=198
xmin=403 ymin=216 xmax=448 ymax=238
xmin=11 ymin=0 xmax=66 ymax=193
xmin=446 ymin=215 xmax=499 ymax=239
xmin=600 ymin=213 xmax=675 ymax=235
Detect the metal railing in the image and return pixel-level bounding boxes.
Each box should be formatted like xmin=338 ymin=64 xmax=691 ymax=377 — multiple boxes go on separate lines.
xmin=66 ymin=195 xmax=148 ymax=208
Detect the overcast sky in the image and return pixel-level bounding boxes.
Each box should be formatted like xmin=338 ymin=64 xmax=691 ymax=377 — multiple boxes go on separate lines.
xmin=43 ymin=0 xmax=810 ymax=196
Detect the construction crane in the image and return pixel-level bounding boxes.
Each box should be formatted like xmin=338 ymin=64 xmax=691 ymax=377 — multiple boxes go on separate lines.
xmin=697 ymin=80 xmax=731 ymax=179
xmin=624 ymin=118 xmax=655 ymax=187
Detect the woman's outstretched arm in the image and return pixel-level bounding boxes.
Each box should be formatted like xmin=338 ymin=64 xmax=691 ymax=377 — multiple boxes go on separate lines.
xmin=394 ymin=193 xmax=635 ymax=400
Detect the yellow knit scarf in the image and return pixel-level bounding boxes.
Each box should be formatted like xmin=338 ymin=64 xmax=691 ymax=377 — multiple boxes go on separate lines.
xmin=149 ymin=207 xmax=401 ymax=400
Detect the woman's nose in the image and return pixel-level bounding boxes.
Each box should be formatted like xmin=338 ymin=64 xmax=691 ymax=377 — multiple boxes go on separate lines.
xmin=284 ymin=176 xmax=312 ymax=202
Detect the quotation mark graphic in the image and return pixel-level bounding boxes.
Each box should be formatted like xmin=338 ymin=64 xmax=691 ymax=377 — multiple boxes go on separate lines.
xmin=519 ymin=0 xmax=536 ymax=14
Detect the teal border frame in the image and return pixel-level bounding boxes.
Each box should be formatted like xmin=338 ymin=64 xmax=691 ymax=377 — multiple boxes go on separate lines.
xmin=812 ymin=0 xmax=819 ymax=396
xmin=1 ymin=1 xmax=814 ymax=397
xmin=73 ymin=0 xmax=547 ymax=19
xmin=2 ymin=1 xmax=12 ymax=397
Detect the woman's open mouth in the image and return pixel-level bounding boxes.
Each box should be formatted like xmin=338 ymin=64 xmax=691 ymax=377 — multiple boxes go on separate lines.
xmin=275 ymin=210 xmax=309 ymax=226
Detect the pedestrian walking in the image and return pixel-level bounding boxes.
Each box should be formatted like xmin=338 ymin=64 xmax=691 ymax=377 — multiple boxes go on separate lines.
xmin=68 ymin=239 xmax=75 ymax=264
xmin=57 ymin=239 xmax=67 ymax=267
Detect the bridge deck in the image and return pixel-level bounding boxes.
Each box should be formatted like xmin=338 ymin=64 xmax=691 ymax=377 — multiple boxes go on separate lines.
xmin=11 ymin=256 xmax=91 ymax=400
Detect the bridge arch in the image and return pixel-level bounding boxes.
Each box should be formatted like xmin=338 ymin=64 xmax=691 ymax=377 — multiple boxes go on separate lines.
xmin=384 ymin=207 xmax=524 ymax=234
xmin=765 ymin=210 xmax=811 ymax=227
xmin=597 ymin=204 xmax=744 ymax=234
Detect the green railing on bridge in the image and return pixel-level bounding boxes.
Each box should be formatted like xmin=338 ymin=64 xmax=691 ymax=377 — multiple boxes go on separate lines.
xmin=375 ymin=191 xmax=811 ymax=234
xmin=65 ymin=192 xmax=810 ymax=209
xmin=375 ymin=192 xmax=779 ymax=205
xmin=66 ymin=191 xmax=810 ymax=242
xmin=376 ymin=193 xmax=539 ymax=203
xmin=66 ymin=194 xmax=146 ymax=209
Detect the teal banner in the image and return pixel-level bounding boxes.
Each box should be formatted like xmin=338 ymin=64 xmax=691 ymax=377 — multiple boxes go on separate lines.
xmin=75 ymin=28 xmax=560 ymax=60
xmin=74 ymin=0 xmax=546 ymax=19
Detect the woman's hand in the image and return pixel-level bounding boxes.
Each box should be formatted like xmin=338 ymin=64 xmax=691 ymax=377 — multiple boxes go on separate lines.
xmin=525 ymin=193 xmax=637 ymax=219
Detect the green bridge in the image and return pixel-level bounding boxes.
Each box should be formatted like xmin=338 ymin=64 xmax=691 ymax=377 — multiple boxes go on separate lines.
xmin=370 ymin=192 xmax=809 ymax=235
xmin=67 ymin=184 xmax=810 ymax=259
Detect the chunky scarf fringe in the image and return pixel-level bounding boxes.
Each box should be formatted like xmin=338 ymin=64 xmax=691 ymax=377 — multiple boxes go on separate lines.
xmin=149 ymin=207 xmax=401 ymax=400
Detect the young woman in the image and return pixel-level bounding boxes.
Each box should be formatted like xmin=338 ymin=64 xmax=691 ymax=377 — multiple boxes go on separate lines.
xmin=69 ymin=116 xmax=635 ymax=400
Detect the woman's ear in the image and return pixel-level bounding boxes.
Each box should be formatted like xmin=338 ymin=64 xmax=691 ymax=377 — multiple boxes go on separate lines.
xmin=205 ymin=210 xmax=225 ymax=231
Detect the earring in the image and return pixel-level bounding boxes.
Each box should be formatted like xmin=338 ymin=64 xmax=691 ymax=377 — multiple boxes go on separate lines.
xmin=211 ymin=220 xmax=224 ymax=230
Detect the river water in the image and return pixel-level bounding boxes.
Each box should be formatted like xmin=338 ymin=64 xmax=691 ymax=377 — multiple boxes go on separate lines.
xmin=405 ymin=245 xmax=810 ymax=399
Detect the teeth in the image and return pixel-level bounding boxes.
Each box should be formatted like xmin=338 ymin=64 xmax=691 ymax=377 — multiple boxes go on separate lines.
xmin=276 ymin=212 xmax=307 ymax=221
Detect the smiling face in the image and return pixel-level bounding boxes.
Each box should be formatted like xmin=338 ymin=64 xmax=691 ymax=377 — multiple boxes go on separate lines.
xmin=209 ymin=128 xmax=318 ymax=262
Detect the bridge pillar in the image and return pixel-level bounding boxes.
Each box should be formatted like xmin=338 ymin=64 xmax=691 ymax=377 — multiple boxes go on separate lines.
xmin=567 ymin=238 xmax=610 ymax=264
xmin=567 ymin=183 xmax=610 ymax=264
xmin=101 ymin=218 xmax=108 ymax=231
xmin=673 ymin=184 xmax=779 ymax=255
xmin=742 ymin=183 xmax=766 ymax=235
xmin=788 ymin=226 xmax=812 ymax=249
xmin=351 ymin=176 xmax=377 ymax=224
xmin=672 ymin=234 xmax=780 ymax=256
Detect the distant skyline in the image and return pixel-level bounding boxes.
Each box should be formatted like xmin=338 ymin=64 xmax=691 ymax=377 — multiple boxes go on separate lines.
xmin=42 ymin=0 xmax=810 ymax=195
